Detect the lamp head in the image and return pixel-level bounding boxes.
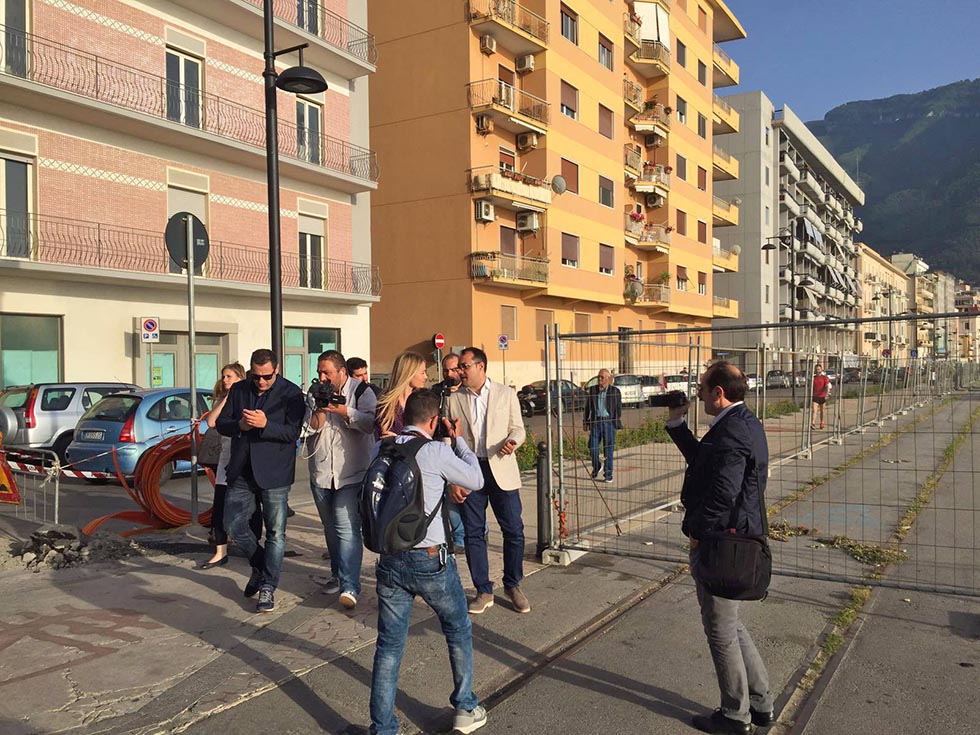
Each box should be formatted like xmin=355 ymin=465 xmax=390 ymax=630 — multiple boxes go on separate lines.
xmin=277 ymin=65 xmax=328 ymax=95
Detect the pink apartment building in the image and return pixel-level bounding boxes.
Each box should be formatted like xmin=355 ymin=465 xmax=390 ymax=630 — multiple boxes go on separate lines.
xmin=0 ymin=0 xmax=377 ymax=390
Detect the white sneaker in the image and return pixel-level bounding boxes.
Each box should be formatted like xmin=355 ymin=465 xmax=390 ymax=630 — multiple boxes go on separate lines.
xmin=339 ymin=590 xmax=358 ymax=609
xmin=453 ymin=705 xmax=487 ymax=733
xmin=314 ymin=575 xmax=340 ymax=594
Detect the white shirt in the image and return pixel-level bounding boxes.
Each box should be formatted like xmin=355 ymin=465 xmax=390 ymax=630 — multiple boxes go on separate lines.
xmin=306 ymin=376 xmax=377 ymax=489
xmin=463 ymin=377 xmax=492 ymax=458
xmin=665 ymin=401 xmax=744 ymax=430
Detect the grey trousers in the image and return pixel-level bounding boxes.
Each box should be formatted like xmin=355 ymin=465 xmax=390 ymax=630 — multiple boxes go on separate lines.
xmin=692 ymin=550 xmax=773 ymax=723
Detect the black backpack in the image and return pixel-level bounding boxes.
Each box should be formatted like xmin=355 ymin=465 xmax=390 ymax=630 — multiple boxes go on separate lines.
xmin=354 ymin=381 xmax=381 ymax=406
xmin=360 ymin=433 xmax=450 ymax=555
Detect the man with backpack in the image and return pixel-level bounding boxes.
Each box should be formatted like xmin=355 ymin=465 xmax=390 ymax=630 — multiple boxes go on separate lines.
xmin=365 ymin=389 xmax=488 ymax=735
xmin=306 ymin=350 xmax=377 ymax=609
xmin=346 ymin=356 xmax=382 ymax=400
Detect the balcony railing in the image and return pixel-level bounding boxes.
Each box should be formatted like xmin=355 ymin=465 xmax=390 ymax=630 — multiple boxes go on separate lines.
xmin=469 ymin=251 xmax=548 ymax=284
xmin=712 ymin=94 xmax=732 ymax=114
xmin=468 ymin=164 xmax=551 ymax=205
xmin=637 ymin=284 xmax=670 ymax=305
xmin=469 ymin=0 xmax=550 ymax=44
xmin=713 ymin=295 xmax=732 ymax=308
xmin=631 ymin=102 xmax=671 ymax=128
xmin=0 ymin=26 xmax=379 ymax=183
xmin=713 ymin=42 xmax=733 ymax=68
xmin=623 ymin=13 xmax=641 ymax=46
xmin=467 ymin=78 xmax=550 ymax=126
xmin=637 ymin=165 xmax=671 ymax=188
xmin=624 ymin=144 xmax=642 ymax=171
xmin=634 ymin=40 xmax=671 ymax=66
xmin=0 ymin=210 xmax=382 ymax=296
xmin=623 ymin=78 xmax=643 ymax=108
xmin=713 ymin=143 xmax=734 ymax=166
xmin=712 ymin=243 xmax=738 ymax=261
xmin=243 ymin=0 xmax=377 ymax=65
xmin=713 ymin=195 xmax=736 ymax=214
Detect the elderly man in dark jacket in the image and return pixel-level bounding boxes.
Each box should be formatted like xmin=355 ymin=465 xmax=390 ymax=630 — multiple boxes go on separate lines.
xmin=583 ymin=369 xmax=623 ymax=483
xmin=665 ymin=361 xmax=773 ymax=734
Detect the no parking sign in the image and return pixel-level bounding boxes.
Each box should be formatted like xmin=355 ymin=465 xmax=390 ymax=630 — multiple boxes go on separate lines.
xmin=141 ymin=317 xmax=160 ymax=343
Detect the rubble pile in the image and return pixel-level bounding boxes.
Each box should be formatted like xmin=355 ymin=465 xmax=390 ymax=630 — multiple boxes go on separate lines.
xmin=8 ymin=524 xmax=143 ymax=570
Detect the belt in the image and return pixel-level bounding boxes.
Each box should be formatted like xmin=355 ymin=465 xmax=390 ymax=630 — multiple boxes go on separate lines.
xmin=416 ymin=544 xmax=447 ymax=557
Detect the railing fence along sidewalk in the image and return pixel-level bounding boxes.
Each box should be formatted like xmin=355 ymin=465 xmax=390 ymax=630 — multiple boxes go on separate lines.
xmin=542 ymin=314 xmax=980 ymax=597
xmin=0 ymin=25 xmax=378 ymax=182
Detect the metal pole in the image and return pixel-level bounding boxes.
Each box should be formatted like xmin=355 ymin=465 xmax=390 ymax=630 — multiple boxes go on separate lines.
xmin=543 ymin=323 xmax=555 ymax=548
xmin=186 ymin=215 xmax=199 ymax=526
xmin=536 ymin=441 xmax=550 ymax=558
xmin=790 ymin=223 xmax=798 ymax=404
xmin=554 ymin=325 xmax=566 ymax=545
xmin=264 ymin=1 xmax=284 ymax=365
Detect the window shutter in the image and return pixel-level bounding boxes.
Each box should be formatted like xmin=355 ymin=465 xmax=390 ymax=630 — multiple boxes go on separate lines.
xmin=561 ymin=81 xmax=577 ymax=111
xmin=677 ymin=265 xmax=688 ymax=280
xmin=561 ymin=157 xmax=579 ymax=193
xmin=598 ymin=105 xmax=613 ymax=138
xmin=500 ymin=226 xmax=517 ymax=255
xmin=561 ymin=233 xmax=579 ymax=262
xmin=599 ymin=244 xmax=615 ymax=272
xmin=698 ymin=271 xmax=707 ymax=285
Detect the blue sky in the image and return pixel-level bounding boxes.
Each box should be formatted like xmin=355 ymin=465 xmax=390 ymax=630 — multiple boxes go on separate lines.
xmin=724 ymin=0 xmax=980 ymax=121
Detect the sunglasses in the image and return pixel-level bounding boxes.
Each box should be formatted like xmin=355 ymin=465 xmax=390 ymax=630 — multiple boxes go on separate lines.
xmin=252 ymin=372 xmax=276 ymax=382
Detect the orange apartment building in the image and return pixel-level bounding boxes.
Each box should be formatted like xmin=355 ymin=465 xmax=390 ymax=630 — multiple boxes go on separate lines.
xmin=369 ymin=0 xmax=744 ymax=386
xmin=0 ymin=0 xmax=378 ymax=390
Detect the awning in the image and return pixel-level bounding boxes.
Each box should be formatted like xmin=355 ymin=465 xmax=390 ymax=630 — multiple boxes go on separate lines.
xmin=802 ymin=219 xmax=816 ymax=240
xmin=799 ymin=286 xmax=819 ymax=308
xmin=813 ymin=226 xmax=824 ymax=248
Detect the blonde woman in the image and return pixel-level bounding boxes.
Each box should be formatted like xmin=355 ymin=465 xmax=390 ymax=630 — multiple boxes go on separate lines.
xmin=376 ymin=351 xmax=429 ymax=438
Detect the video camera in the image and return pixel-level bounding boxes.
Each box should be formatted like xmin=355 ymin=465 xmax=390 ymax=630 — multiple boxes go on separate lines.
xmin=432 ymin=376 xmax=459 ymax=441
xmin=309 ymin=378 xmax=346 ymax=409
xmin=649 ymin=390 xmax=688 ymax=408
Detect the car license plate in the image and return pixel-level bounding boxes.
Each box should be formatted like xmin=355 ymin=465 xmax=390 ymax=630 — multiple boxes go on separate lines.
xmin=80 ymin=429 xmax=105 ymax=441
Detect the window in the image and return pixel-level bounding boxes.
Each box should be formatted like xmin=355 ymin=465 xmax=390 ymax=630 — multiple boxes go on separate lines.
xmin=598 ymin=105 xmax=614 ymax=138
xmin=765 ymin=166 xmax=770 ymax=186
xmin=284 ymin=326 xmax=340 ymax=387
xmin=296 ymin=98 xmax=322 ymax=164
xmin=599 ymin=244 xmax=614 ymax=275
xmin=560 ymin=4 xmax=578 ymax=44
xmin=0 ymin=314 xmax=61 ymax=388
xmin=676 ymin=154 xmax=687 ymax=182
xmin=561 ymin=157 xmax=579 ymax=193
xmin=698 ymin=6 xmax=708 ymax=32
xmin=1 ymin=0 xmax=27 ymax=76
xmin=676 ymin=39 xmax=687 ymax=68
xmin=499 ymin=147 xmax=516 ymax=172
xmin=676 ymin=97 xmax=687 ymax=125
xmin=698 ymin=271 xmax=707 ymax=295
xmin=765 ymin=127 xmax=771 ymax=146
xmin=697 ymin=113 xmax=707 ymax=139
xmin=765 ymin=284 xmax=770 ymax=304
xmin=698 ymin=60 xmax=707 ymax=85
xmin=40 ymin=387 xmax=74 ymax=411
xmin=560 ymin=80 xmax=578 ymax=119
xmin=676 ymin=210 xmax=687 ymax=236
xmin=598 ymin=34 xmax=613 ymax=70
xmin=606 ymin=316 xmax=613 ymax=332
xmin=697 ymin=166 xmax=707 ymax=191
xmin=299 ymin=213 xmax=325 ymax=289
xmin=535 ymin=309 xmax=556 ymax=342
xmin=165 ymin=48 xmax=201 ymax=127
xmin=697 ymin=220 xmax=707 ymax=243
xmin=501 ymin=305 xmax=518 ymax=341
xmin=676 ymin=266 xmax=688 ymax=291
xmin=499 ymin=225 xmax=517 ymax=255
xmin=575 ymin=313 xmax=590 ymax=333
xmin=1 ymin=154 xmax=31 ymax=259
xmin=599 ymin=176 xmax=614 ymax=207
xmin=298 ymin=0 xmax=319 ymax=34
xmin=561 ymin=233 xmax=579 ymax=267
xmin=765 ymin=206 xmax=770 ymax=225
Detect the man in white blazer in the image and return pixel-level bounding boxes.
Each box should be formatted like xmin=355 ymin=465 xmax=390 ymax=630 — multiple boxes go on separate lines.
xmin=448 ymin=347 xmax=529 ymax=615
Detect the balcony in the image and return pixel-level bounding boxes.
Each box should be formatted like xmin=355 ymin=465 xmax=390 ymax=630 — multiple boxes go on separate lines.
xmin=624 ymin=144 xmax=642 ymax=175
xmin=779 ymin=151 xmax=800 ymax=181
xmin=469 ymin=0 xmax=549 ymax=55
xmin=631 ymin=165 xmax=671 ymax=196
xmin=798 ymin=170 xmax=825 ymax=202
xmin=469 ymin=251 xmax=548 ymax=289
xmin=625 ymin=217 xmax=671 ymax=253
xmin=712 ymin=94 xmax=739 ymax=134
xmin=712 ymin=195 xmax=739 ymax=227
xmin=712 ymin=42 xmax=739 ymax=87
xmin=713 ymin=295 xmax=739 ymax=319
xmin=630 ymin=102 xmax=671 ymax=137
xmin=636 ymin=283 xmax=670 ymax=310
xmin=712 ymin=143 xmax=739 ymax=181
xmin=623 ymin=78 xmax=644 ymax=111
xmin=0 ymin=27 xmax=378 ymax=193
xmin=780 ymin=189 xmax=801 ymax=217
xmin=0 ymin=210 xmax=381 ymax=300
xmin=779 ymin=305 xmax=798 ymax=321
xmin=801 ymin=203 xmax=825 ymax=233
xmin=712 ymin=242 xmax=739 ymax=273
xmin=467 ymin=78 xmax=550 ymax=134
xmin=623 ymin=13 xmax=641 ymax=50
xmin=469 ymin=165 xmax=552 ymax=210
xmin=628 ymin=40 xmax=671 ymax=80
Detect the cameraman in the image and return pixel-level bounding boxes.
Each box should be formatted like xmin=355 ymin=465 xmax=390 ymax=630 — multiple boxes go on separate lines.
xmin=368 ymin=389 xmax=487 ymax=735
xmin=306 ymin=349 xmax=377 ymax=609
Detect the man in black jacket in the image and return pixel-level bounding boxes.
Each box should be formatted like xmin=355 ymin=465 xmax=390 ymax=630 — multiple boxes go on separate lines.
xmin=666 ymin=361 xmax=774 ymax=734
xmin=583 ymin=369 xmax=623 ymax=483
xmin=216 ymin=348 xmax=305 ymax=613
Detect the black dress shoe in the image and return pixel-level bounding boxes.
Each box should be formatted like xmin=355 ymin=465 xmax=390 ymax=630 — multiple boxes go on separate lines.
xmin=691 ymin=709 xmax=753 ymax=734
xmin=751 ymin=708 xmax=775 ymax=727
xmin=198 ymin=556 xmax=228 ymax=570
xmin=243 ymin=569 xmax=264 ymax=598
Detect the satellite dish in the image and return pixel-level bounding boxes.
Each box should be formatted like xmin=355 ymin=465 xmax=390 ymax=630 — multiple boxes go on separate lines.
xmin=731 ymin=244 xmax=742 ymax=255
xmin=624 ymin=279 xmax=643 ymax=303
xmin=551 ymin=175 xmax=567 ymax=195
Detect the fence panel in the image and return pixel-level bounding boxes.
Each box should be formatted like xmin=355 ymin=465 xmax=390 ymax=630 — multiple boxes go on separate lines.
xmin=1 ymin=449 xmax=61 ymax=525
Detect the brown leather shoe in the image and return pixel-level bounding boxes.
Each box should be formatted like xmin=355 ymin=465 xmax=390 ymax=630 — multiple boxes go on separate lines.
xmin=505 ymin=585 xmax=531 ymax=613
xmin=467 ymin=592 xmax=494 ymax=614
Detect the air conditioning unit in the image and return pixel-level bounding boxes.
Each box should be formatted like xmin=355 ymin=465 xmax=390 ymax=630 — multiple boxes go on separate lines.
xmin=516 ymin=212 xmax=539 ymax=232
xmin=480 ymin=35 xmax=497 ymax=55
xmin=645 ymin=193 xmax=665 ymax=208
xmin=495 ymin=82 xmax=514 ymax=110
xmin=516 ymin=132 xmax=538 ymax=151
xmin=475 ymin=114 xmax=494 ymax=134
xmin=643 ymin=132 xmax=665 ymax=148
xmin=475 ymin=199 xmax=495 ymax=223
xmin=516 ymin=54 xmax=535 ymax=73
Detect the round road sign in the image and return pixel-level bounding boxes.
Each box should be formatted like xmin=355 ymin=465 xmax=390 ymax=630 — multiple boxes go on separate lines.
xmin=433 ymin=333 xmax=446 ymax=350
xmin=165 ymin=212 xmax=210 ymax=269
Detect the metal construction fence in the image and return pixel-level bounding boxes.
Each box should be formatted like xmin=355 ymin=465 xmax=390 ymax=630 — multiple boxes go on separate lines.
xmin=0 ymin=449 xmax=61 ymax=526
xmin=542 ymin=315 xmax=980 ymax=596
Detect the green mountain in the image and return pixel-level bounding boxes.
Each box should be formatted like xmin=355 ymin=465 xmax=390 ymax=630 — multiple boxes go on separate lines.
xmin=808 ymin=78 xmax=980 ymax=284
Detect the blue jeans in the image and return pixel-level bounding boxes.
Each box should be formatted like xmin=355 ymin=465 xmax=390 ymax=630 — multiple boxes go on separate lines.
xmin=370 ymin=550 xmax=478 ymax=735
xmin=589 ymin=420 xmax=616 ymax=479
xmin=461 ymin=461 xmax=525 ymax=594
xmin=224 ymin=476 xmax=290 ymax=590
xmin=310 ymin=481 xmax=363 ymax=596
xmin=447 ymin=500 xmax=465 ymax=550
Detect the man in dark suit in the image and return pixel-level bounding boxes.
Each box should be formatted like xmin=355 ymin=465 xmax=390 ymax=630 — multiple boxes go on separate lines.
xmin=583 ymin=369 xmax=623 ymax=483
xmin=217 ymin=348 xmax=305 ymax=613
xmin=665 ymin=361 xmax=774 ymax=734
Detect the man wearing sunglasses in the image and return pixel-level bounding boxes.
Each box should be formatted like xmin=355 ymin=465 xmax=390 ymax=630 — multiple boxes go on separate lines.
xmin=217 ymin=348 xmax=306 ymax=613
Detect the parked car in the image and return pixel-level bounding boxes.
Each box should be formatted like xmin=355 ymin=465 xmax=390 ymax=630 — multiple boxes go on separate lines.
xmin=745 ymin=374 xmax=759 ymax=391
xmin=842 ymin=367 xmax=862 ymax=384
xmin=824 ymin=369 xmax=839 ymax=385
xmin=583 ymin=373 xmax=645 ymax=407
xmin=663 ymin=374 xmax=697 ymax=398
xmin=765 ymin=370 xmax=791 ymax=389
xmin=517 ymin=379 xmax=588 ymax=415
xmin=793 ymin=370 xmax=808 ymax=387
xmin=65 ymin=388 xmax=212 ymax=479
xmin=0 ymin=382 xmax=140 ymax=461
xmin=639 ymin=375 xmax=666 ymax=404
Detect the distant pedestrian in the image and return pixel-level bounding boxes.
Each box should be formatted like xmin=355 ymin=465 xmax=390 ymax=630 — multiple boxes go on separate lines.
xmin=375 ymin=351 xmax=429 ymax=439
xmin=811 ymin=364 xmax=831 ymax=430
xmin=346 ymin=356 xmax=382 ymax=399
xmin=583 ymin=369 xmax=623 ymax=483
xmin=216 ymin=349 xmax=305 ymax=613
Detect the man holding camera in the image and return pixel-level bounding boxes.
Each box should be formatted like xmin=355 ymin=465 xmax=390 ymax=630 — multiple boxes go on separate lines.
xmin=306 ymin=349 xmax=377 ymax=609
xmin=665 ymin=362 xmax=773 ymax=734
xmin=584 ymin=369 xmax=623 ymax=483
xmin=369 ymin=390 xmax=487 ymax=735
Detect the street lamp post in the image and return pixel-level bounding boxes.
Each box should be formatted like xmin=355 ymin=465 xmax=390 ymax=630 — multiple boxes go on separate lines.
xmin=763 ymin=222 xmax=798 ymax=401
xmin=263 ymin=2 xmax=328 ymax=363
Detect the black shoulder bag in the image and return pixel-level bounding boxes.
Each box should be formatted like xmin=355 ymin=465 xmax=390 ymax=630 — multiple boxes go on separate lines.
xmin=696 ymin=486 xmax=771 ymax=601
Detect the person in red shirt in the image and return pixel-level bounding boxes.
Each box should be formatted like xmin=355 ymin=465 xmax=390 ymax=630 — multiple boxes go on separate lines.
xmin=811 ymin=364 xmax=831 ymax=430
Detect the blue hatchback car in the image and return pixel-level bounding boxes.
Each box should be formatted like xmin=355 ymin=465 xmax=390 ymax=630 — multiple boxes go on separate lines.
xmin=65 ymin=388 xmax=213 ymax=477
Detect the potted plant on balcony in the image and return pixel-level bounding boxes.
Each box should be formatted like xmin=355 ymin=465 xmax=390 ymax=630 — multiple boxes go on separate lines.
xmin=656 ymin=271 xmax=670 ymax=285
xmin=629 ymin=212 xmax=645 ymax=222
